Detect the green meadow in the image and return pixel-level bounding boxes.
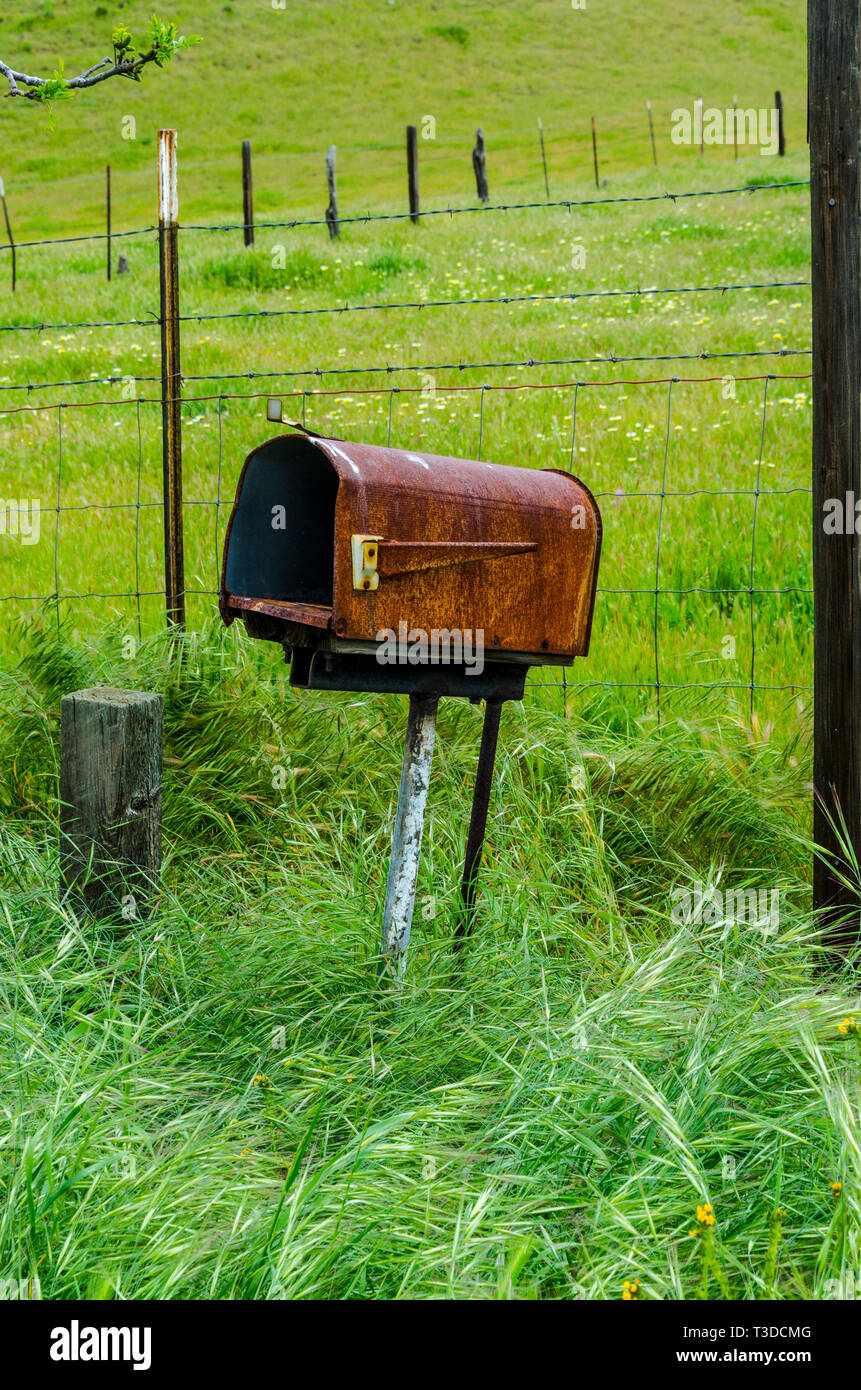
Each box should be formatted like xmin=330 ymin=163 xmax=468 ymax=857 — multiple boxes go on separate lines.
xmin=2 ymin=1 xmax=859 ymax=1303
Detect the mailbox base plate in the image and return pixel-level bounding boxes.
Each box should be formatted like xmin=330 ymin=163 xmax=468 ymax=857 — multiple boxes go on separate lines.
xmin=288 ymin=649 xmax=527 ymax=701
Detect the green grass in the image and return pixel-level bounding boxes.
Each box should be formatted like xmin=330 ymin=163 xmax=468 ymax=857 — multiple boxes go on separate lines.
xmin=1 ymin=616 xmax=859 ymax=1300
xmin=1 ymin=1 xmax=857 ymax=1303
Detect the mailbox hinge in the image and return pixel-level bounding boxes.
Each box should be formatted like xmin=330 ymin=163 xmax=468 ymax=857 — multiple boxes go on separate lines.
xmin=351 ymin=534 xmax=382 ymax=591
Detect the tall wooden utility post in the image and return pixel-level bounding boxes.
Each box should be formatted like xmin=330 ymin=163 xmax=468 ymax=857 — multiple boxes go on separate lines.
xmin=809 ymin=0 xmax=861 ymax=951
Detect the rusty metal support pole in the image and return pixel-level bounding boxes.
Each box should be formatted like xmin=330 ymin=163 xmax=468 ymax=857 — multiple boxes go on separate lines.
xmin=158 ymin=129 xmax=185 ymax=629
xmin=454 ymin=698 xmax=503 ymax=952
xmin=379 ymin=694 xmax=438 ymax=983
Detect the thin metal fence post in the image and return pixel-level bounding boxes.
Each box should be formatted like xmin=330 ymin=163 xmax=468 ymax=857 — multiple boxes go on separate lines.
xmin=591 ymin=116 xmax=600 ymax=187
xmin=538 ymin=117 xmax=550 ymax=197
xmin=0 ymin=178 xmax=16 ymax=292
xmin=106 ymin=164 xmax=112 ymax=282
xmin=646 ymin=100 xmax=658 ymax=166
xmin=158 ymin=129 xmax=185 ymax=629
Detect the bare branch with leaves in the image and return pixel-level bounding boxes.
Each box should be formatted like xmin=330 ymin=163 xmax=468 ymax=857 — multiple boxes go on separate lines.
xmin=0 ymin=16 xmax=200 ymax=110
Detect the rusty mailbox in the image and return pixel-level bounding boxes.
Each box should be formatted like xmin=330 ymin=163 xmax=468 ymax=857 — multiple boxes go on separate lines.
xmin=220 ymin=425 xmax=601 ymax=979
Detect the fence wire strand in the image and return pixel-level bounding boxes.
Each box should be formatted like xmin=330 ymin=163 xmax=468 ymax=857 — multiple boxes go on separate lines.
xmin=1 ymin=172 xmax=813 ymax=715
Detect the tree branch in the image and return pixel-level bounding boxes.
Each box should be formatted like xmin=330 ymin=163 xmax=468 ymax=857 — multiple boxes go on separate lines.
xmin=0 ymin=59 xmax=20 ymax=96
xmin=0 ymin=51 xmax=161 ymax=98
xmin=0 ymin=19 xmax=200 ymax=106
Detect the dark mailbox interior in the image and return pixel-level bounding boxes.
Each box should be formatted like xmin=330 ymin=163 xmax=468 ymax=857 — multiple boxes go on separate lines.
xmin=224 ymin=437 xmax=338 ymax=607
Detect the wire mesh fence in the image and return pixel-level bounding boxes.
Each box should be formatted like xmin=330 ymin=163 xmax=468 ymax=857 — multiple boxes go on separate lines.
xmin=0 ymin=169 xmax=812 ymax=720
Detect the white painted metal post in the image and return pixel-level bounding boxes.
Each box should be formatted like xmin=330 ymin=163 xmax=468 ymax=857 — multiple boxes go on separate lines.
xmin=379 ymin=694 xmax=438 ymax=982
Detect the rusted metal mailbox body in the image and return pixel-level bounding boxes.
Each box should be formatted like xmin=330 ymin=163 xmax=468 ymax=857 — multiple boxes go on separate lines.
xmin=219 ymin=430 xmax=601 ymax=981
xmin=219 ymin=433 xmax=601 ymax=693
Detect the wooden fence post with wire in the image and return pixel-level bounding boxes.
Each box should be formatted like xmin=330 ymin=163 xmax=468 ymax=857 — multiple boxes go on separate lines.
xmin=326 ymin=145 xmax=340 ymax=238
xmin=242 ymin=139 xmax=254 ymax=245
xmin=472 ymin=129 xmax=489 ymax=202
xmin=407 ymin=124 xmax=420 ymax=224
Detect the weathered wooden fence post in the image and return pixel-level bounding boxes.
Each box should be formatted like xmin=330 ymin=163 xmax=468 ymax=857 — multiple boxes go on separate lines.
xmin=60 ymin=688 xmax=163 ymax=920
xmin=472 ymin=128 xmax=489 ymax=202
xmin=406 ymin=123 xmax=420 ymax=224
xmin=325 ymin=144 xmax=339 ymax=238
xmin=106 ymin=164 xmax=111 ymax=282
xmin=775 ymin=89 xmax=785 ymax=156
xmin=0 ymin=177 xmax=16 ymax=292
xmin=810 ymin=0 xmax=861 ymax=952
xmin=158 ymin=128 xmax=185 ymax=629
xmin=242 ymin=138 xmax=254 ymax=245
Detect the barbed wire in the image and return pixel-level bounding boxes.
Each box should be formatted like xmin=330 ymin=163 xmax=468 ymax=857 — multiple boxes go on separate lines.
xmin=179 ymin=278 xmax=810 ymax=327
xmin=0 ymin=278 xmax=809 ymax=338
xmin=179 ymin=179 xmax=810 ymax=234
xmin=0 ymin=345 xmax=812 ymax=397
xmin=0 ymin=178 xmax=808 ymax=259
xmin=0 ymin=367 xmax=813 ymax=416
xmin=0 ymin=226 xmax=156 ymax=254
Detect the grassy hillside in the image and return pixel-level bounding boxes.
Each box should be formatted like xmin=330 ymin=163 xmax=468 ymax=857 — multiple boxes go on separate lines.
xmin=0 ymin=0 xmax=807 ymax=236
